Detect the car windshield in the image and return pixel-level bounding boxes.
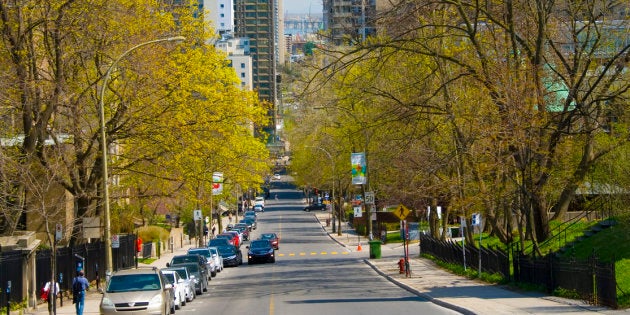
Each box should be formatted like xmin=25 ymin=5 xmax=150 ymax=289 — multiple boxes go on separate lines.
xmin=217 ymin=245 xmax=236 ymax=256
xmin=260 ymin=233 xmax=276 ymax=240
xmin=209 ymin=239 xmax=229 ymax=246
xmin=179 ymin=264 xmax=200 ymax=276
xmin=250 ymin=240 xmax=270 ymax=249
xmin=166 ymin=268 xmax=188 ymax=279
xmin=163 ymin=273 xmax=175 ymax=284
xmin=107 ymin=274 xmax=160 ymax=293
xmin=189 ymin=250 xmax=210 ymax=258
xmin=171 ymin=255 xmax=198 ymax=264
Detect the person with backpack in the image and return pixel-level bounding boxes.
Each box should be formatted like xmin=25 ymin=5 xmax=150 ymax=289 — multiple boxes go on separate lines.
xmin=72 ymin=270 xmax=89 ymax=315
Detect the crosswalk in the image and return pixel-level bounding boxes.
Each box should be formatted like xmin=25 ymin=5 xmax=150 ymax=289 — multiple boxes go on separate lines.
xmin=277 ymin=251 xmax=350 ymax=257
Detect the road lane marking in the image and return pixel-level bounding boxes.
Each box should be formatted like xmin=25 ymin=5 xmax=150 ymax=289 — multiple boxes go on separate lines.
xmin=277 ymin=252 xmax=350 ymax=257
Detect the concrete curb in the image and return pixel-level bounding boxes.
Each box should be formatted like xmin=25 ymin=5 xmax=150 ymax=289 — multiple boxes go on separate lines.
xmin=364 ymin=259 xmax=476 ymax=315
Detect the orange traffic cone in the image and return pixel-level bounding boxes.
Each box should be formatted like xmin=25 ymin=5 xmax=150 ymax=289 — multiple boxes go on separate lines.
xmin=357 ymin=242 xmax=362 ymax=251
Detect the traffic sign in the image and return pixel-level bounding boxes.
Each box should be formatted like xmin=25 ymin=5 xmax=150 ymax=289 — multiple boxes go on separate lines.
xmin=111 ymin=234 xmax=120 ymax=249
xmin=393 ymin=204 xmax=411 ymax=220
xmin=193 ymin=210 xmax=202 ymax=221
xmin=365 ymin=191 xmax=374 ymax=205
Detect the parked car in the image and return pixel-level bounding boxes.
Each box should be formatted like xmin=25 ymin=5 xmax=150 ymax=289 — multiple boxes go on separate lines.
xmin=243 ymin=211 xmax=257 ymax=220
xmin=226 ymin=230 xmax=243 ymax=245
xmin=161 ymin=269 xmax=185 ymax=309
xmin=207 ymin=246 xmax=224 ymax=272
xmin=259 ymin=232 xmax=280 ymax=250
xmin=167 ymin=254 xmax=210 ymax=280
xmin=99 ymin=267 xmax=174 ymax=315
xmin=187 ymin=248 xmax=217 ymax=278
xmin=216 ymin=233 xmax=239 ymax=247
xmin=216 ymin=245 xmax=243 ymax=267
xmin=172 ymin=262 xmax=207 ymax=295
xmin=208 ymin=238 xmax=230 ymax=247
xmin=240 ymin=217 xmax=257 ymax=230
xmin=254 ymin=196 xmax=265 ymax=207
xmin=253 ymin=204 xmax=264 ymax=212
xmin=247 ymin=239 xmax=276 ymax=264
xmin=163 ymin=267 xmax=195 ymax=303
xmin=303 ymin=203 xmax=327 ymax=211
xmin=273 ymin=173 xmax=281 ymax=180
xmin=233 ymin=224 xmax=250 ymax=241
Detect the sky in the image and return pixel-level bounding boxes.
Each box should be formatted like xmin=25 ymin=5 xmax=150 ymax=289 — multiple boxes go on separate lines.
xmin=283 ymin=0 xmax=322 ymax=15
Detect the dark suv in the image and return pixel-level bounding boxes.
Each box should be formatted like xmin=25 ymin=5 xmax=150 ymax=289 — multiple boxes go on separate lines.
xmin=303 ymin=203 xmax=327 ymax=211
xmin=167 ymin=254 xmax=209 ymax=282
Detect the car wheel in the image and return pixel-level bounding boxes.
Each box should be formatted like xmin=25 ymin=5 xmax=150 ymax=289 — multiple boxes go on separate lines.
xmin=181 ymin=293 xmax=186 ymax=306
xmin=170 ymin=303 xmax=175 ymax=314
xmin=211 ymin=270 xmax=217 ymax=277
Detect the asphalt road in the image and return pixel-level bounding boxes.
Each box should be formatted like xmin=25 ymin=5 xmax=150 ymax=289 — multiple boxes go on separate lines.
xmin=178 ymin=176 xmax=460 ymax=315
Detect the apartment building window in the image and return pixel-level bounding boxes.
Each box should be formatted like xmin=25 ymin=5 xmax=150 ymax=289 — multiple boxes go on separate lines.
xmin=220 ymin=13 xmax=225 ymax=17
xmin=241 ymin=72 xmax=246 ymax=78
xmin=241 ymin=63 xmax=246 ymax=68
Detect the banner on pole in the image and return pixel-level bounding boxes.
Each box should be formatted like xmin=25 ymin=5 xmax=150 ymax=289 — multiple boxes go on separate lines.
xmin=212 ymin=172 xmax=223 ymax=195
xmin=351 ymin=153 xmax=367 ymax=185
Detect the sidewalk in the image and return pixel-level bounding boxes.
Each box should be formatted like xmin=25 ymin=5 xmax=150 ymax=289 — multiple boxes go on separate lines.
xmin=24 ymin=217 xmax=231 ymax=315
xmin=312 ymin=211 xmax=628 ymax=314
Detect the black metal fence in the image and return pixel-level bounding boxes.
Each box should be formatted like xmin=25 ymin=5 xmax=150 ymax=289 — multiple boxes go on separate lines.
xmin=0 ymin=234 xmax=137 ymax=307
xmin=419 ymin=235 xmax=510 ymax=278
xmin=419 ymin=235 xmax=617 ymax=308
xmin=514 ymin=252 xmax=617 ymax=308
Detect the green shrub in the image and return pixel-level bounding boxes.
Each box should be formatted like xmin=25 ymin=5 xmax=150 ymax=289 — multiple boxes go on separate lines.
xmin=136 ymin=225 xmax=170 ymax=244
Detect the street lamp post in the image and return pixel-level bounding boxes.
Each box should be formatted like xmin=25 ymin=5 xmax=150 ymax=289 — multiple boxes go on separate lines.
xmin=309 ymin=146 xmax=341 ymax=236
xmin=99 ymin=36 xmax=185 ymax=279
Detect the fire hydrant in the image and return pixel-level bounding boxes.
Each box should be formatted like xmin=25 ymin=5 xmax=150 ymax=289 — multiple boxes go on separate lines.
xmin=398 ymin=258 xmax=405 ymax=274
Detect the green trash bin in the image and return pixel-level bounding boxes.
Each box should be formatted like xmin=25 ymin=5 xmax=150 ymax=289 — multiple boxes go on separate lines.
xmin=369 ymin=240 xmax=382 ymax=259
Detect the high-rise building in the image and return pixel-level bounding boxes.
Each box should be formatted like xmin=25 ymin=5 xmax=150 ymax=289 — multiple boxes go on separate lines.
xmin=205 ymin=0 xmax=235 ymax=35
xmin=323 ymin=0 xmax=377 ymax=45
xmin=234 ymin=0 xmax=284 ymax=137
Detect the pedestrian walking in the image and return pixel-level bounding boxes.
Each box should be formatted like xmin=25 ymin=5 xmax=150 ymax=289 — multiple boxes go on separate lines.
xmin=72 ymin=270 xmax=89 ymax=315
xmin=43 ymin=279 xmax=60 ymax=312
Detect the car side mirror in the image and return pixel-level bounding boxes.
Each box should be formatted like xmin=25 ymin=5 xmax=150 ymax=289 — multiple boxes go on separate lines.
xmin=166 ymin=263 xmax=170 ymax=267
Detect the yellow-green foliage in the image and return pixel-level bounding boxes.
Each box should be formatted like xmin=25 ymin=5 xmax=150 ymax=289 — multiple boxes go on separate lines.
xmin=136 ymin=225 xmax=170 ymax=244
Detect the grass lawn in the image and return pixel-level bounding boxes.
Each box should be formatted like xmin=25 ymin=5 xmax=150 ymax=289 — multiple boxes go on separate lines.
xmin=394 ymin=215 xmax=630 ymax=308
xmin=558 ymin=214 xmax=630 ymax=308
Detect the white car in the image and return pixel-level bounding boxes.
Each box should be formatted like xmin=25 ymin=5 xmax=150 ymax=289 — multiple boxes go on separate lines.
xmin=254 ymin=196 xmax=265 ymax=207
xmin=161 ymin=270 xmax=186 ymax=309
xmin=163 ymin=267 xmax=195 ymax=303
xmin=273 ymin=173 xmax=281 ymax=180
xmin=208 ymin=246 xmax=224 ymax=272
